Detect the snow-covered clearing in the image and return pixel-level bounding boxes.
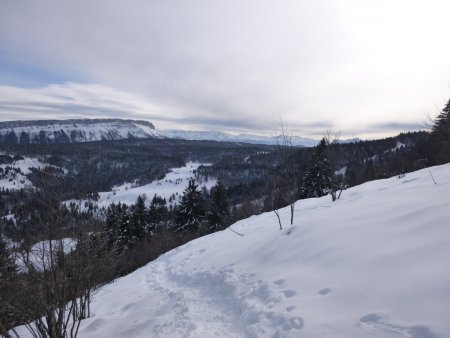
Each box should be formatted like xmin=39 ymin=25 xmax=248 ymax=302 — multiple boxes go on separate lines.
xmin=17 ymin=163 xmax=450 ymax=337
xmin=0 ymin=157 xmax=49 ymax=190
xmin=390 ymin=141 xmax=406 ymax=152
xmin=67 ymin=162 xmax=216 ymax=210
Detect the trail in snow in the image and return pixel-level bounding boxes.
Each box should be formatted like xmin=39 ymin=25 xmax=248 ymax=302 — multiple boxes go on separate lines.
xmin=80 ymin=242 xmax=304 ymax=338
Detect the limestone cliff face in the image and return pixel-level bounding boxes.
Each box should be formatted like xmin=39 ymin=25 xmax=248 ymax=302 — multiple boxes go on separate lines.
xmin=0 ymin=119 xmax=160 ymax=144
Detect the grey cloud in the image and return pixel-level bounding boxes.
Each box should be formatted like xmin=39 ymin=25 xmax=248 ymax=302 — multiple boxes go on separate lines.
xmin=366 ymin=122 xmax=426 ymax=132
xmin=0 ymin=1 xmax=449 ymax=137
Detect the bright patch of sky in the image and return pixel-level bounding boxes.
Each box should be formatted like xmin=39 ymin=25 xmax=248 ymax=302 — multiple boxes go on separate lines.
xmin=1 ymin=0 xmax=450 ymax=138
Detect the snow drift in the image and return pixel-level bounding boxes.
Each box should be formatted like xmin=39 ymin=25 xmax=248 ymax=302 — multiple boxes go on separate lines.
xmin=17 ymin=164 xmax=450 ymax=337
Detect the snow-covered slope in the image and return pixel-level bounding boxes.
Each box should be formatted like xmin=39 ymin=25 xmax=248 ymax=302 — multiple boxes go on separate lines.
xmin=19 ymin=164 xmax=450 ymax=337
xmin=159 ymin=129 xmax=319 ymax=147
xmin=0 ymin=156 xmax=53 ymax=190
xmin=0 ymin=119 xmax=160 ymax=144
xmin=66 ymin=162 xmax=216 ymax=211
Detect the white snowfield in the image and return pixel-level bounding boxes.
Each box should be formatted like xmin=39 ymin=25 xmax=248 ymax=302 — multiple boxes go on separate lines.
xmin=66 ymin=162 xmax=216 ymax=210
xmin=19 ymin=163 xmax=450 ymax=337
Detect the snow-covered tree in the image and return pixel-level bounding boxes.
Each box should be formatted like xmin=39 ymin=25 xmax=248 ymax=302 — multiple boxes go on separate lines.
xmin=301 ymin=138 xmax=337 ymax=201
xmin=175 ymin=178 xmax=205 ymax=234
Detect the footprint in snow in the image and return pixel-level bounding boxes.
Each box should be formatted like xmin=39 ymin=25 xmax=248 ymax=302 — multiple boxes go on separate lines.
xmin=121 ymin=303 xmax=134 ymax=312
xmin=281 ymin=290 xmax=297 ymax=298
xmin=286 ymin=305 xmax=296 ymax=312
xmin=273 ymin=279 xmax=286 ymax=286
xmin=286 ymin=227 xmax=295 ymax=235
xmin=359 ymin=313 xmax=437 ymax=338
xmin=318 ymin=288 xmax=331 ymax=295
xmin=281 ymin=317 xmax=304 ymax=331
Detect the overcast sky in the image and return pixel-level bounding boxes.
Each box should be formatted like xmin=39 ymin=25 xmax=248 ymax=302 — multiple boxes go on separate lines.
xmin=1 ymin=0 xmax=450 ymax=138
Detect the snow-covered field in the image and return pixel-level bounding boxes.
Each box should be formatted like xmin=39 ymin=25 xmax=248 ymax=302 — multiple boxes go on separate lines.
xmin=67 ymin=162 xmax=216 ymax=210
xmin=18 ymin=163 xmax=450 ymax=337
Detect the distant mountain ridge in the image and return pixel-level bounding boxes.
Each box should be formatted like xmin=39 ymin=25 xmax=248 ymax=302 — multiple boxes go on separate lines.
xmin=0 ymin=118 xmax=326 ymax=146
xmin=0 ymin=119 xmax=159 ymax=144
xmin=158 ymin=129 xmax=319 ymax=147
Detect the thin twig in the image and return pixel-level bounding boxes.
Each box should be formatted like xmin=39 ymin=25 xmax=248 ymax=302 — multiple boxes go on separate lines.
xmin=429 ymin=170 xmax=437 ymax=185
xmin=228 ymin=226 xmax=244 ymax=237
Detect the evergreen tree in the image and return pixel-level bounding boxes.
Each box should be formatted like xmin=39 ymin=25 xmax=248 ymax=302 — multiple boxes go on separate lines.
xmin=105 ymin=202 xmax=120 ymax=247
xmin=105 ymin=203 xmax=132 ymax=249
xmin=208 ymin=181 xmax=229 ymax=231
xmin=117 ymin=203 xmax=131 ymax=247
xmin=175 ymin=178 xmax=205 ymax=234
xmin=0 ymin=236 xmax=17 ymax=335
xmin=432 ymin=98 xmax=450 ymax=137
xmin=429 ymin=98 xmax=450 ymax=163
xmin=148 ymin=194 xmax=167 ymax=233
xmin=301 ymin=138 xmax=337 ymax=201
xmin=130 ymin=195 xmax=147 ymax=241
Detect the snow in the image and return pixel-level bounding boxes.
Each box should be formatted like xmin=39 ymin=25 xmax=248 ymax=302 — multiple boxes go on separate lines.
xmin=67 ymin=162 xmax=216 ymax=210
xmin=385 ymin=141 xmax=406 ymax=154
xmin=0 ymin=157 xmax=49 ymax=190
xmin=335 ymin=165 xmax=347 ymax=176
xmin=16 ymin=163 xmax=450 ymax=337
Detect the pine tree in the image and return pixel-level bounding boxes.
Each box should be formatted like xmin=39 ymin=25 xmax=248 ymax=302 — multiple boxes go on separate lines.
xmin=0 ymin=236 xmax=17 ymax=335
xmin=175 ymin=178 xmax=205 ymax=234
xmin=105 ymin=202 xmax=120 ymax=248
xmin=130 ymin=195 xmax=147 ymax=241
xmin=117 ymin=203 xmax=131 ymax=247
xmin=105 ymin=203 xmax=132 ymax=249
xmin=432 ymin=98 xmax=450 ymax=137
xmin=0 ymin=236 xmax=15 ymax=278
xmin=301 ymin=138 xmax=337 ymax=201
xmin=208 ymin=181 xmax=229 ymax=231
xmin=148 ymin=194 xmax=167 ymax=233
xmin=430 ymin=98 xmax=450 ymax=163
